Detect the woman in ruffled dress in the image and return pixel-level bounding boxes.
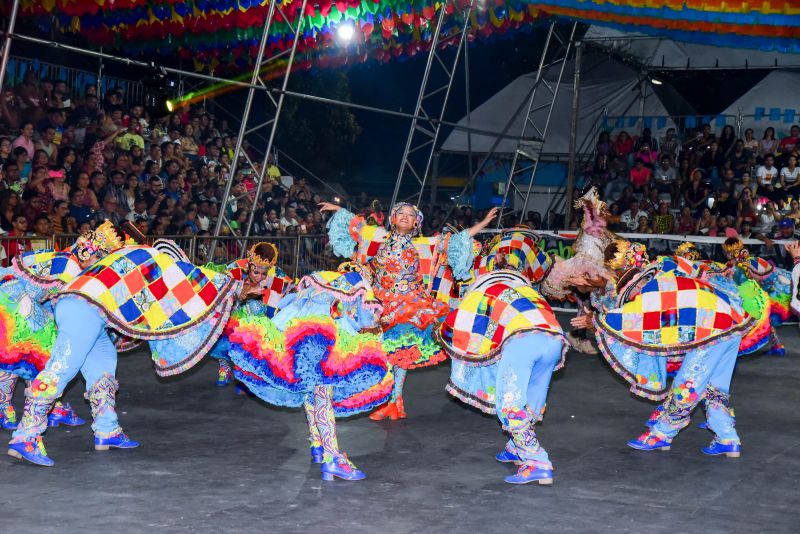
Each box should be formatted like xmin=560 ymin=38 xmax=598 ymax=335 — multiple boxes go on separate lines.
xmin=319 ymin=201 xmax=497 ymax=420
xmin=226 ymin=264 xmax=394 ymax=481
xmin=207 ymin=242 xmax=294 ymax=388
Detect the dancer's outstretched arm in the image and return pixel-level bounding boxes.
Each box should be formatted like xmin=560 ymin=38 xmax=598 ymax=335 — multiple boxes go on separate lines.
xmin=466 ymin=207 xmax=499 ymax=237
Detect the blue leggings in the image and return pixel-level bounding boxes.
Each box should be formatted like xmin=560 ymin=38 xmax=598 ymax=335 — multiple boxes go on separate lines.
xmin=12 ymin=297 xmax=120 ymax=441
xmin=495 ymin=333 xmax=563 ymax=469
xmin=653 ymin=336 xmax=740 ymax=444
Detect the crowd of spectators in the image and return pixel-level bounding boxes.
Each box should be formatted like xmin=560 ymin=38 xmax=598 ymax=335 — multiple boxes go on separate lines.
xmin=0 ymin=69 xmax=339 ymax=266
xmin=577 ymin=123 xmax=800 ymax=244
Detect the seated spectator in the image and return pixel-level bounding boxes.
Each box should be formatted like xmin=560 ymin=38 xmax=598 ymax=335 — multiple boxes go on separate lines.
xmin=95 ymin=194 xmax=123 ymax=226
xmin=634 ymin=142 xmax=658 ymax=169
xmin=651 ymin=201 xmax=675 ymax=234
xmin=620 ymin=199 xmax=647 ymax=231
xmin=713 ymin=189 xmax=738 ymax=220
xmin=280 ymin=206 xmax=300 ymax=232
xmin=74 ymin=172 xmax=100 ymax=210
xmin=756 ymin=154 xmax=779 ymax=200
xmin=780 ymin=154 xmax=800 ymax=199
xmin=30 ymin=215 xmax=51 ymax=250
xmin=635 ymin=127 xmax=659 ymax=153
xmin=635 ymin=215 xmax=652 ymax=234
xmin=660 ymin=128 xmax=679 ymax=163
xmin=629 ymin=158 xmax=652 ymax=190
xmin=68 ymin=188 xmax=94 ymax=226
xmin=0 ymin=191 xmax=21 ymax=231
xmin=36 ymin=126 xmax=58 ymax=164
xmin=684 ymin=169 xmax=709 ymax=215
xmin=1 ymin=214 xmax=30 ymax=265
xmin=695 ymin=207 xmax=715 ymax=235
xmin=11 ymin=122 xmax=34 ymax=159
xmin=676 ymin=206 xmax=696 ymax=235
xmin=653 ymin=156 xmax=676 ymax=197
xmin=759 ymin=128 xmax=778 ymax=160
xmin=778 ymin=124 xmax=800 ymax=158
xmin=612 ymin=130 xmax=635 ymax=164
xmin=709 ymin=215 xmax=738 ymax=238
xmin=728 ymin=139 xmax=750 ymax=178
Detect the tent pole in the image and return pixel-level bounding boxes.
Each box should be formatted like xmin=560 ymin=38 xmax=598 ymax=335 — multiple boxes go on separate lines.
xmin=565 ymin=41 xmax=582 ymax=230
xmin=0 ymin=0 xmax=20 ymax=92
xmin=638 ymin=75 xmax=646 ymax=135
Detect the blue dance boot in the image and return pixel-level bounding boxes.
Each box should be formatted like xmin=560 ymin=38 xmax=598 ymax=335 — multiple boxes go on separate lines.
xmin=94 ymin=432 xmax=140 ymax=451
xmin=767 ymin=344 xmax=785 ymax=356
xmin=645 ymin=404 xmax=665 ymax=428
xmin=310 ymin=445 xmax=324 ymax=464
xmin=48 ymin=402 xmax=86 ymax=427
xmin=701 ymin=439 xmax=741 ymax=458
xmin=495 ymin=445 xmax=522 ymax=464
xmin=7 ymin=437 xmax=54 ymax=467
xmin=627 ymin=431 xmax=672 ymax=452
xmin=504 ymin=464 xmax=554 ymax=485
xmin=321 ymin=454 xmax=366 ymax=481
xmin=0 ymin=406 xmax=18 ymax=430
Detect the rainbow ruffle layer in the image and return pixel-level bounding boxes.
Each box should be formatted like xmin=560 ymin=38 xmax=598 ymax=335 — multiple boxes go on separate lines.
xmin=383 ymin=323 xmax=446 ymax=370
xmin=0 ymin=293 xmax=57 ymax=380
xmin=228 ymin=314 xmax=393 ymax=417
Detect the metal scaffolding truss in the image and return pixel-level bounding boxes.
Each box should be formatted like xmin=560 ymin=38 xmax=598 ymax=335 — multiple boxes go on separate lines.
xmin=213 ymin=0 xmax=308 ymax=239
xmin=390 ymin=0 xmax=477 ymax=208
xmin=498 ymin=21 xmax=578 ymax=226
xmin=441 ymin=20 xmax=577 ymax=225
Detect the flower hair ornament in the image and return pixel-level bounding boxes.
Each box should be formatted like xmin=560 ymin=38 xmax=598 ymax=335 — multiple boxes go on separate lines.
xmin=675 ymin=242 xmax=701 ymax=261
xmin=389 ymin=202 xmax=423 ymax=237
xmin=606 ymin=240 xmax=649 ymax=271
xmin=74 ymin=220 xmax=124 ymax=262
xmin=722 ymin=237 xmax=749 ymax=263
xmin=247 ymin=242 xmax=279 ymax=268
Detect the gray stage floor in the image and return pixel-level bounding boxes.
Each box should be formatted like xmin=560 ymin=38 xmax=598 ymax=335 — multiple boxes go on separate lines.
xmin=3 ymin=314 xmax=800 ymax=533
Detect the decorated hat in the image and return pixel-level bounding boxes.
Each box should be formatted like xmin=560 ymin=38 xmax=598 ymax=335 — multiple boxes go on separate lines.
xmin=606 ymin=240 xmax=649 ymax=271
xmin=722 ymin=237 xmax=749 ymax=262
xmin=675 ymin=242 xmax=701 ymax=261
xmin=246 ymin=242 xmax=279 ymax=268
xmin=74 ymin=220 xmax=124 ymax=262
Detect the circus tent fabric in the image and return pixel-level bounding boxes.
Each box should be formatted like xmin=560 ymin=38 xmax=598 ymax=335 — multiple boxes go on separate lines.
xmin=440 ymin=53 xmax=691 ymax=155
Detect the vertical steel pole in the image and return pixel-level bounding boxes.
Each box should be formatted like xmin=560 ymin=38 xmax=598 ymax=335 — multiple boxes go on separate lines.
xmin=0 ymin=0 xmax=21 ymax=91
xmin=564 ymin=41 xmax=582 ymax=229
xmin=213 ymin=0 xmax=279 ymax=237
xmin=244 ymin=0 xmax=308 ymax=238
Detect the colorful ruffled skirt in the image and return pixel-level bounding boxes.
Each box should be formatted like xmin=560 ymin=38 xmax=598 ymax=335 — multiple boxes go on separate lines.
xmin=0 ymin=278 xmax=56 ymax=380
xmin=378 ymin=289 xmax=449 ymax=370
xmin=228 ymin=314 xmax=393 ymax=417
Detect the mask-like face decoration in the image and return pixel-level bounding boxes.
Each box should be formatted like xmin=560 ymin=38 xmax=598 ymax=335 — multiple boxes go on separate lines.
xmin=74 ymin=221 xmax=123 ymax=264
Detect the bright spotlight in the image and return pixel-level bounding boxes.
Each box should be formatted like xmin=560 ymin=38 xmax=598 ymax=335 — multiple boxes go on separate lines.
xmin=166 ymin=100 xmax=175 ymax=112
xmin=337 ymin=23 xmax=355 ymax=42
xmin=650 ymin=77 xmax=663 ymax=85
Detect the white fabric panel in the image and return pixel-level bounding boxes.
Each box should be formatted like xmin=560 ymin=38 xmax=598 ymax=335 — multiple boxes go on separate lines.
xmin=720 ymin=71 xmax=800 ymax=135
xmin=441 ymin=54 xmax=677 ymax=155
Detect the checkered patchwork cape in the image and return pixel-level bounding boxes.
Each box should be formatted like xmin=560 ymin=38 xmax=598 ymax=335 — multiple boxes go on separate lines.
xmin=437 ymin=270 xmax=565 ymax=365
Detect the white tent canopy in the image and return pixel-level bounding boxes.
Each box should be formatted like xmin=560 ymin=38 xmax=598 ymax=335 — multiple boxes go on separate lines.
xmin=441 ymin=53 xmax=685 ymax=155
xmin=584 ymin=26 xmax=800 ymax=70
xmin=720 ymin=70 xmax=800 ymax=136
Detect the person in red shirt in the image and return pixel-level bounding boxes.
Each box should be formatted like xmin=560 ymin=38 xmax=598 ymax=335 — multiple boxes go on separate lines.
xmin=629 ymin=158 xmax=652 ymax=191
xmin=1 ymin=214 xmax=30 ymax=266
xmin=778 ymin=124 xmax=800 ymax=159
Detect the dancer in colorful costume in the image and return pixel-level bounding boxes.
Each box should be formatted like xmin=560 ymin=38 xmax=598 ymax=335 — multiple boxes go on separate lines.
xmin=0 ymin=249 xmax=87 ymax=430
xmin=439 ymin=228 xmax=567 ymax=485
xmin=566 ymin=240 xmax=747 ymax=458
xmin=8 ymin=222 xmax=238 ymax=466
xmin=208 ymin=242 xmax=294 ymax=387
xmin=721 ymin=237 xmax=792 ymax=355
xmin=319 ymin=201 xmax=496 ymax=420
xmin=226 ymin=263 xmax=393 ymax=481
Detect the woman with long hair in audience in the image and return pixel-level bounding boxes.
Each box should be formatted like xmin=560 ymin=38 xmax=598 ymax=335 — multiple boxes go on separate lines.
xmin=743 ymin=128 xmax=759 ymax=154
xmin=0 ymin=191 xmax=21 ymax=233
xmin=74 ymin=172 xmax=99 ymax=210
xmin=123 ymin=173 xmax=139 ymax=213
xmin=49 ymin=200 xmax=70 ymax=235
xmin=759 ymin=127 xmax=778 ymax=160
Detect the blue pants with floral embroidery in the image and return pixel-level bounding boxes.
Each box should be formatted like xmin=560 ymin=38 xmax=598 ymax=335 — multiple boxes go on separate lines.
xmin=652 ymin=335 xmax=740 ymax=444
xmin=496 ymin=333 xmax=563 ymax=469
xmin=11 ymin=297 xmax=120 ymax=442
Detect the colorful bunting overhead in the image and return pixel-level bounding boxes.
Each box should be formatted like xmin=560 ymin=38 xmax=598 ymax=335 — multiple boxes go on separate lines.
xmin=13 ymin=1 xmax=800 ymax=73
